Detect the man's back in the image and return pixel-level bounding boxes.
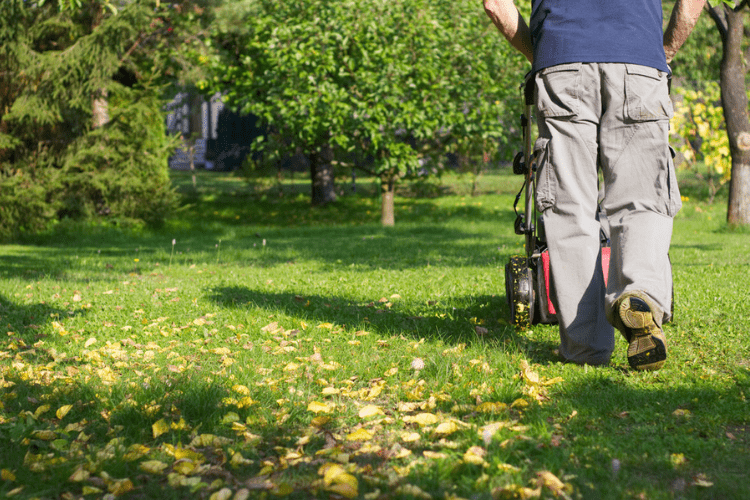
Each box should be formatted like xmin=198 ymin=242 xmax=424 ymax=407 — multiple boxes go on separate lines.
xmin=530 ymin=0 xmax=669 ymax=73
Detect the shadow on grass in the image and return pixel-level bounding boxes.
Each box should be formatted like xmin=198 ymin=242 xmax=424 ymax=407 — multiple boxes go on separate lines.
xmin=517 ymin=371 xmax=750 ymax=498
xmin=205 ymin=286 xmax=561 ymax=366
xmin=0 ymin=293 xmax=70 ymax=340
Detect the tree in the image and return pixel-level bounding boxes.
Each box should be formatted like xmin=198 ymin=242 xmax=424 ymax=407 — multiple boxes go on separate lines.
xmin=705 ymin=1 xmax=750 ymax=226
xmin=0 ymin=0 xmax=216 ymax=239
xmin=207 ymin=0 xmax=524 ymax=222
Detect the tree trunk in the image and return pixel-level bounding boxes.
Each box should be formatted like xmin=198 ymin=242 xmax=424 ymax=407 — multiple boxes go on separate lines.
xmin=188 ymin=92 xmax=204 ymax=188
xmin=92 ymin=88 xmax=109 ymax=128
xmin=713 ymin=5 xmax=750 ymax=225
xmin=380 ymin=172 xmax=395 ymax=226
xmin=310 ymin=145 xmax=336 ymax=206
xmin=90 ymin=4 xmax=109 ymax=129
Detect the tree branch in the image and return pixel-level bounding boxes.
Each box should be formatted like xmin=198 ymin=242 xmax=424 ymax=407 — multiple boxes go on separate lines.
xmin=706 ymin=1 xmax=729 ymax=38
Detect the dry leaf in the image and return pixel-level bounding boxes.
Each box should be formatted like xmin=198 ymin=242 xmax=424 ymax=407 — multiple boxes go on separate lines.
xmin=404 ymin=413 xmax=438 ymax=426
xmin=139 ymin=460 xmax=169 ymax=474
xmin=308 ymin=401 xmax=334 ymax=414
xmin=346 ymin=428 xmax=374 ymax=441
xmin=56 ymin=404 xmax=73 ymax=420
xmin=359 ymin=405 xmax=384 ymax=419
xmin=152 ymin=419 xmax=170 ymax=438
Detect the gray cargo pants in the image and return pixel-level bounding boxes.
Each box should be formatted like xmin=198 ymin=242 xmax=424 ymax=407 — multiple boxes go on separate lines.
xmin=534 ymin=63 xmax=680 ymax=365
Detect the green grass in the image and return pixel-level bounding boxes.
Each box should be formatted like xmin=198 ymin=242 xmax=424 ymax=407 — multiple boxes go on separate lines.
xmin=1 ymin=168 xmax=748 ymax=500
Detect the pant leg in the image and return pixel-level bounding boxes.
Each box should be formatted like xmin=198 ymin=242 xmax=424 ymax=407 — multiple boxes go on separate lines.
xmin=534 ymin=63 xmax=615 ymax=365
xmin=598 ymin=64 xmax=680 ymax=327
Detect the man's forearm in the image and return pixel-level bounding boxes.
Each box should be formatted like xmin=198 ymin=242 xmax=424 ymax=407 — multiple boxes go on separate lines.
xmin=664 ymin=0 xmax=707 ymax=63
xmin=483 ymin=0 xmax=533 ymax=63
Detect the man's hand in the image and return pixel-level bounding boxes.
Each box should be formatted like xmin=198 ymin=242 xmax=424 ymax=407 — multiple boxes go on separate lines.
xmin=664 ymin=0 xmax=707 ymax=64
xmin=483 ymin=0 xmax=533 ymax=63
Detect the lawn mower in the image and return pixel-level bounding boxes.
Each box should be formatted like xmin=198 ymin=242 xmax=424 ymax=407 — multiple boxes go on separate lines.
xmin=504 ymin=76 xmax=611 ymax=327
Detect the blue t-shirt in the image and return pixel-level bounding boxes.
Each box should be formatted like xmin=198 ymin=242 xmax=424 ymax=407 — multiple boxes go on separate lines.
xmin=530 ymin=0 xmax=669 ymax=74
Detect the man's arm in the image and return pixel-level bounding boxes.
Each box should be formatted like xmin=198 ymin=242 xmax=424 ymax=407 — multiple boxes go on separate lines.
xmin=664 ymin=0 xmax=707 ymax=64
xmin=483 ymin=0 xmax=533 ymax=63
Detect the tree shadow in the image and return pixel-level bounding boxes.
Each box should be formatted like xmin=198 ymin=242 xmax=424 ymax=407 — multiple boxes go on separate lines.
xmin=514 ymin=370 xmax=750 ymax=498
xmin=205 ymin=285 xmax=559 ymax=364
xmin=0 ymin=292 xmax=69 ymax=342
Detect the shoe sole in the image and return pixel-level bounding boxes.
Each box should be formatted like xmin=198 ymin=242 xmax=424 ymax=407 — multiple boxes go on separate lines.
xmin=619 ymin=296 xmax=667 ymax=371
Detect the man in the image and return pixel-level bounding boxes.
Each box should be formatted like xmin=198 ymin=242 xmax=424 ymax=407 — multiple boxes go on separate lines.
xmin=484 ymin=0 xmax=705 ymax=370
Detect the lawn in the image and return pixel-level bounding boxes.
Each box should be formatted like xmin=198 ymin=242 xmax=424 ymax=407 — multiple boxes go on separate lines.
xmin=1 ymin=169 xmax=748 ymax=500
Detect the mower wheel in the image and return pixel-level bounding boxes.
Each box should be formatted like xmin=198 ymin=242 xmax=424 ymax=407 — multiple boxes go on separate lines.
xmin=505 ymin=255 xmax=534 ymax=327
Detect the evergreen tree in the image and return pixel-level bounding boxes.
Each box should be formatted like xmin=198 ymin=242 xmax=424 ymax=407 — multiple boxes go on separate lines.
xmin=0 ymin=0 xmax=214 ymax=239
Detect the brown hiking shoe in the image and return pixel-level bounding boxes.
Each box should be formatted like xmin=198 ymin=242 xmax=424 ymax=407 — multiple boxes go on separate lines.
xmin=616 ymin=292 xmax=667 ymax=371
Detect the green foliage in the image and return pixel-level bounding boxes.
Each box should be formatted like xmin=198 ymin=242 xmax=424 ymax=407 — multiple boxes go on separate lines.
xmin=665 ymin=0 xmax=723 ymax=83
xmin=207 ymin=0 xmax=525 ymax=180
xmin=671 ymin=82 xmax=730 ymax=202
xmin=0 ymin=0 xmax=217 ymax=240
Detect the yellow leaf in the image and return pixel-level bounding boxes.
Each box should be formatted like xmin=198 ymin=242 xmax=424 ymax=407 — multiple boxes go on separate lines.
xmin=123 ymin=444 xmax=150 ymax=461
xmin=311 ymin=416 xmax=331 ymax=427
xmin=152 ymin=419 xmax=170 ymax=438
xmin=1 ymin=469 xmax=16 ymax=481
xmin=423 ymin=451 xmax=448 ymax=459
xmin=232 ymin=384 xmax=251 ymax=396
xmin=384 ymin=367 xmax=399 ymax=377
xmin=140 ymin=460 xmax=169 ymax=474
xmin=510 ymin=398 xmax=529 ymax=409
xmin=317 ymin=322 xmax=334 ymax=329
xmin=492 ymin=484 xmax=541 ymax=499
xmin=56 ymin=404 xmax=74 ymax=420
xmin=434 ymin=421 xmax=461 ymax=436
xmin=69 ymin=466 xmax=90 ymax=482
xmin=34 ymin=404 xmax=51 ymax=418
xmin=404 ymin=413 xmax=438 ymax=426
xmin=477 ymin=402 xmax=508 ymax=413
xmin=400 ymin=432 xmax=421 ymax=443
xmin=396 ymin=484 xmax=432 ymax=499
xmin=463 ymin=446 xmax=488 ymax=466
xmin=108 ymin=479 xmax=134 ymax=496
xmin=82 ymin=486 xmax=103 ymax=495
xmin=327 ymin=482 xmax=358 ymax=499
xmin=307 ymin=401 xmax=334 ymax=414
xmin=497 ymin=463 xmax=521 ymax=473
xmin=536 ymin=471 xmax=566 ymax=494
xmin=32 ymin=430 xmax=56 ymax=441
xmin=171 ymin=418 xmax=190 ymax=431
xmin=84 ymin=337 xmax=97 ymax=348
xmin=190 ymin=434 xmax=232 ymax=447
xmin=359 ymin=405 xmax=384 ymax=419
xmin=173 ymin=460 xmax=197 ymax=475
xmin=210 ymin=488 xmax=233 ymax=500
xmin=234 ymin=489 xmax=251 ymax=500
xmin=346 ymin=428 xmax=374 ymax=441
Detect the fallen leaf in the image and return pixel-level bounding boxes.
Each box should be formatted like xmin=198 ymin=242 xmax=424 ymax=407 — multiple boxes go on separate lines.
xmin=56 ymin=404 xmax=74 ymax=420
xmin=346 ymin=428 xmax=374 ymax=441
xmin=359 ymin=405 xmax=384 ymax=419
xmin=404 ymin=413 xmax=438 ymax=426
xmin=152 ymin=419 xmax=170 ymax=438
xmin=308 ymin=401 xmax=334 ymax=414
xmin=139 ymin=460 xmax=169 ymax=474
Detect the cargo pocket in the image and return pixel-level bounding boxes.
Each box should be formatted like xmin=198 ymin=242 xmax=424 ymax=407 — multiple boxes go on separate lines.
xmin=625 ymin=65 xmax=673 ymax=122
xmin=534 ymin=137 xmax=555 ymax=212
xmin=667 ymin=146 xmax=682 ymax=216
xmin=536 ymin=63 xmax=582 ymax=118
